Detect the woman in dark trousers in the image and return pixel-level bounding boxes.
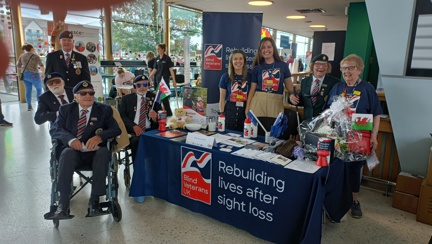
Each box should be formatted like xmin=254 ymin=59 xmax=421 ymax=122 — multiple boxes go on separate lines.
xmin=148 ymin=43 xmax=177 ymax=116
xmin=219 ymin=50 xmax=251 ymax=132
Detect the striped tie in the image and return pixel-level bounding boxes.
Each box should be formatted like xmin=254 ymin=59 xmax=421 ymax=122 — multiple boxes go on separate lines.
xmin=77 ymin=109 xmax=88 ymax=140
xmin=138 ymin=96 xmax=147 ymax=131
xmin=65 ymin=53 xmax=71 ymax=68
xmin=58 ymin=95 xmax=67 ymax=105
xmin=311 ymin=79 xmax=320 ymax=104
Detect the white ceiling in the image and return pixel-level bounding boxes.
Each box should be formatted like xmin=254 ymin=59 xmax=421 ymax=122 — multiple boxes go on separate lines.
xmin=168 ymin=0 xmax=365 ymax=38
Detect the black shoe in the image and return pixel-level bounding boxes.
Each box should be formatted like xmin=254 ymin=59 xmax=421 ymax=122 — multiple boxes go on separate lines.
xmin=0 ymin=120 xmax=12 ymax=127
xmin=48 ymin=204 xmax=73 ymax=220
xmin=86 ymin=201 xmax=104 ymax=217
xmin=351 ymin=200 xmax=363 ymax=218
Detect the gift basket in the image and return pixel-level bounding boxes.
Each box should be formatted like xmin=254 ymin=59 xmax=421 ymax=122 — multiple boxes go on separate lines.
xmin=300 ymin=96 xmax=372 ymax=162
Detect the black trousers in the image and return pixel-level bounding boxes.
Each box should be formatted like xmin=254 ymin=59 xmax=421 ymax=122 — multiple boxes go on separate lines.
xmin=57 ymin=147 xmax=109 ymax=206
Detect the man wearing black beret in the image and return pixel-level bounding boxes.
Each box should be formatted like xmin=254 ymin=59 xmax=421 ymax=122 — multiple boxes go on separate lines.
xmin=45 ymin=31 xmax=90 ymax=88
xmin=34 ymin=72 xmax=74 ymax=125
xmin=49 ymin=80 xmax=121 ymax=219
xmin=289 ymin=54 xmax=340 ymax=121
xmin=118 ymin=75 xmax=162 ymax=163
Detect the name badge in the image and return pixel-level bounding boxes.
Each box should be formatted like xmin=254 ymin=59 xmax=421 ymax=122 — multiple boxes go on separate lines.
xmin=236 ymin=102 xmax=244 ymax=107
xmin=91 ymin=117 xmax=97 ymax=121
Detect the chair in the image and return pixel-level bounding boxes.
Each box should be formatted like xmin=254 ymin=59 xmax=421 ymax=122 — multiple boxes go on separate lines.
xmin=44 ymin=138 xmax=122 ymax=228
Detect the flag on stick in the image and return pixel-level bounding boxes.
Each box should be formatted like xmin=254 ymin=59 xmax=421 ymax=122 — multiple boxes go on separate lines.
xmin=247 ymin=110 xmax=267 ymax=133
xmin=153 ymin=78 xmax=172 ymax=110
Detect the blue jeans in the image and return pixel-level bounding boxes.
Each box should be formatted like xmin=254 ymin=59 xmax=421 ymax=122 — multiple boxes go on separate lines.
xmin=23 ymin=71 xmax=42 ymax=109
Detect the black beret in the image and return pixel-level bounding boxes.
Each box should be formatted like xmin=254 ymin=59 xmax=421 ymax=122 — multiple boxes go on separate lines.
xmin=44 ymin=72 xmax=64 ymax=84
xmin=133 ymin=75 xmax=149 ymax=83
xmin=73 ymin=81 xmax=93 ymax=94
xmin=59 ymin=31 xmax=73 ymax=39
xmin=312 ymin=54 xmax=329 ymax=63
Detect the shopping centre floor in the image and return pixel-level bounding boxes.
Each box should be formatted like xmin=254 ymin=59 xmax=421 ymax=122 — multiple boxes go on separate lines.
xmin=0 ymin=93 xmax=431 ymax=244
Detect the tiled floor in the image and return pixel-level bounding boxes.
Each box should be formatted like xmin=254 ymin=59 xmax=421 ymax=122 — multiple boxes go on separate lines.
xmin=0 ymin=94 xmax=431 ymax=243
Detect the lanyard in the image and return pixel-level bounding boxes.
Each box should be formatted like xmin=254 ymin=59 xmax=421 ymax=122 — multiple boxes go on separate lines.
xmin=342 ymin=79 xmax=360 ymax=97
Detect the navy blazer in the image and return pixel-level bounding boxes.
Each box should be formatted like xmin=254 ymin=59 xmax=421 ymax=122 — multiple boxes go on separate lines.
xmin=45 ymin=50 xmax=90 ymax=88
xmin=119 ymin=92 xmax=162 ymax=134
xmin=34 ymin=88 xmax=74 ymax=125
xmin=50 ymin=102 xmax=121 ymax=148
xmin=298 ymin=74 xmax=340 ymax=121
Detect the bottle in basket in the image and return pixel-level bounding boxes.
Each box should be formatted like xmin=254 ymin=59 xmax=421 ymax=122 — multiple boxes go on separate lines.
xmin=218 ymin=114 xmax=225 ymax=132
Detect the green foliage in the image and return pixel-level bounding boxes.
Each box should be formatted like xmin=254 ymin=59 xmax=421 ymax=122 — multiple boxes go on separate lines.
xmin=111 ymin=0 xmax=201 ymax=56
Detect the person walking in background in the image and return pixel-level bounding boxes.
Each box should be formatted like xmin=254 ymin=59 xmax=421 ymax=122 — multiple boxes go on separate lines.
xmin=289 ymin=54 xmax=340 ymax=121
xmin=146 ymin=51 xmax=156 ymax=78
xmin=17 ymin=43 xmax=45 ymax=111
xmin=298 ymin=58 xmax=304 ymax=72
xmin=327 ymin=54 xmax=382 ymax=219
xmin=246 ymin=37 xmax=294 ymax=121
xmin=45 ymin=31 xmax=90 ymax=88
xmin=219 ymin=50 xmax=251 ymax=132
xmin=0 ymin=99 xmax=13 ymax=127
xmin=34 ymin=72 xmax=74 ymax=125
xmin=148 ymin=43 xmax=176 ymax=116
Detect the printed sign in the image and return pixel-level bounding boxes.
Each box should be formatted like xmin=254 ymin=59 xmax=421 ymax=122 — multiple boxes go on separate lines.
xmin=204 ymin=44 xmax=223 ymax=70
xmin=181 ymin=146 xmax=212 ymax=204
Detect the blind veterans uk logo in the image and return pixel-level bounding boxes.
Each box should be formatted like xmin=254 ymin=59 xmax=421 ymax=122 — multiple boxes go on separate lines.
xmin=204 ymin=44 xmax=223 ymax=70
xmin=181 ymin=146 xmax=212 ymax=204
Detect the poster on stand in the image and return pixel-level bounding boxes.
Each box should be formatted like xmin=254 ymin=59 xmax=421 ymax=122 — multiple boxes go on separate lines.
xmin=69 ymin=25 xmax=103 ymax=102
xmin=183 ymin=87 xmax=208 ymax=126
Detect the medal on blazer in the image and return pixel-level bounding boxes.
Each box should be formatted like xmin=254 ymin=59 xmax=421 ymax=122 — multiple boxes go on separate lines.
xmin=76 ymin=69 xmax=81 ymax=75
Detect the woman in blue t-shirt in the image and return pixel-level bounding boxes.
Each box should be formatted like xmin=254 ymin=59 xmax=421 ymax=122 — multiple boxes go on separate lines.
xmin=246 ymin=37 xmax=294 ymax=119
xmin=219 ymin=50 xmax=251 ymax=132
xmin=327 ymin=54 xmax=383 ymax=219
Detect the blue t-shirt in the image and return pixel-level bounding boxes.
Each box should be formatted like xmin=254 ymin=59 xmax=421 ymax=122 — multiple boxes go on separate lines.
xmin=251 ymin=60 xmax=291 ymax=94
xmin=327 ymin=80 xmax=383 ymax=116
xmin=219 ymin=72 xmax=251 ymax=102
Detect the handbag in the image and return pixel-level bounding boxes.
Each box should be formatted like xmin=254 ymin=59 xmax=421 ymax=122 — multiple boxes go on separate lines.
xmin=276 ymin=139 xmax=298 ymax=158
xmin=20 ymin=54 xmax=34 ymax=80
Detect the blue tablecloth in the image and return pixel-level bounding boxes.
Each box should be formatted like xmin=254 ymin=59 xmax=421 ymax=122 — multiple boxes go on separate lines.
xmin=130 ymin=130 xmax=351 ymax=244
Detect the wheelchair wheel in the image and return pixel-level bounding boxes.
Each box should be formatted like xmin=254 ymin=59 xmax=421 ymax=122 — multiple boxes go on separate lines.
xmin=53 ymin=219 xmax=59 ymax=228
xmin=124 ymin=168 xmax=130 ymax=188
xmin=111 ymin=200 xmax=122 ymax=222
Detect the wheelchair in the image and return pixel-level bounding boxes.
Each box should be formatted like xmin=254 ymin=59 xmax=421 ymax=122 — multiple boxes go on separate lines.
xmin=114 ymin=145 xmax=133 ymax=188
xmin=44 ymin=138 xmax=122 ymax=228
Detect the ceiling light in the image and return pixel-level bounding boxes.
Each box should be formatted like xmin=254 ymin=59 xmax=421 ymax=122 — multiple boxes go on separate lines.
xmin=286 ymin=15 xmax=306 ymax=20
xmin=310 ymin=24 xmax=326 ymax=28
xmin=248 ymin=0 xmax=274 ymax=6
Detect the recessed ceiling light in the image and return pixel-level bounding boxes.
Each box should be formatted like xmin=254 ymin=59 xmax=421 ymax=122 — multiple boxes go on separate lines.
xmin=286 ymin=15 xmax=306 ymax=20
xmin=310 ymin=24 xmax=326 ymax=28
xmin=248 ymin=0 xmax=274 ymax=6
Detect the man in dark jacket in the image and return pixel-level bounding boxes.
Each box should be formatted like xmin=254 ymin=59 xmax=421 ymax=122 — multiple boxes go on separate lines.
xmin=34 ymin=72 xmax=74 ymax=125
xmin=118 ymin=75 xmax=162 ymax=163
xmin=45 ymin=31 xmax=90 ymax=88
xmin=49 ymin=81 xmax=121 ymax=219
xmin=289 ymin=54 xmax=340 ymax=121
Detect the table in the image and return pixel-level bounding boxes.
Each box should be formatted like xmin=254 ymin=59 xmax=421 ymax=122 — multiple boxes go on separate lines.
xmin=130 ymin=130 xmax=351 ymax=244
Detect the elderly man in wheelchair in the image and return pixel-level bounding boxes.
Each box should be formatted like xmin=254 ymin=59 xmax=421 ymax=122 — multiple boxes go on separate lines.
xmin=45 ymin=81 xmax=121 ymax=221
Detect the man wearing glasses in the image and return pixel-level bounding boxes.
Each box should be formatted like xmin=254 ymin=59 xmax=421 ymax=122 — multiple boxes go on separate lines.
xmin=289 ymin=54 xmax=340 ymax=121
xmin=49 ymin=80 xmax=121 ymax=219
xmin=118 ymin=75 xmax=162 ymax=163
xmin=34 ymin=72 xmax=74 ymax=125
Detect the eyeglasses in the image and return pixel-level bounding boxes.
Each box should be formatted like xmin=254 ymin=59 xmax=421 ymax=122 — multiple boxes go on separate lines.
xmin=77 ymin=91 xmax=95 ymax=96
xmin=135 ymin=82 xmax=148 ymax=88
xmin=314 ymin=63 xmax=327 ymax=67
xmin=46 ymin=78 xmax=62 ymax=86
xmin=340 ymin=66 xmax=356 ymax=71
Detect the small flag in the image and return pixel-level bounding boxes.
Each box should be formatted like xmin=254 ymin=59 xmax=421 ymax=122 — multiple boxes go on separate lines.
xmin=247 ymin=110 xmax=259 ymax=126
xmin=155 ymin=78 xmax=171 ymax=103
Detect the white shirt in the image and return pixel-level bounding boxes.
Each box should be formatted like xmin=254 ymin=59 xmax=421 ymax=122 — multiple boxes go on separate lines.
xmin=133 ymin=93 xmax=151 ymax=129
xmin=54 ymin=91 xmax=69 ymax=105
xmin=115 ymin=71 xmax=135 ymax=86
